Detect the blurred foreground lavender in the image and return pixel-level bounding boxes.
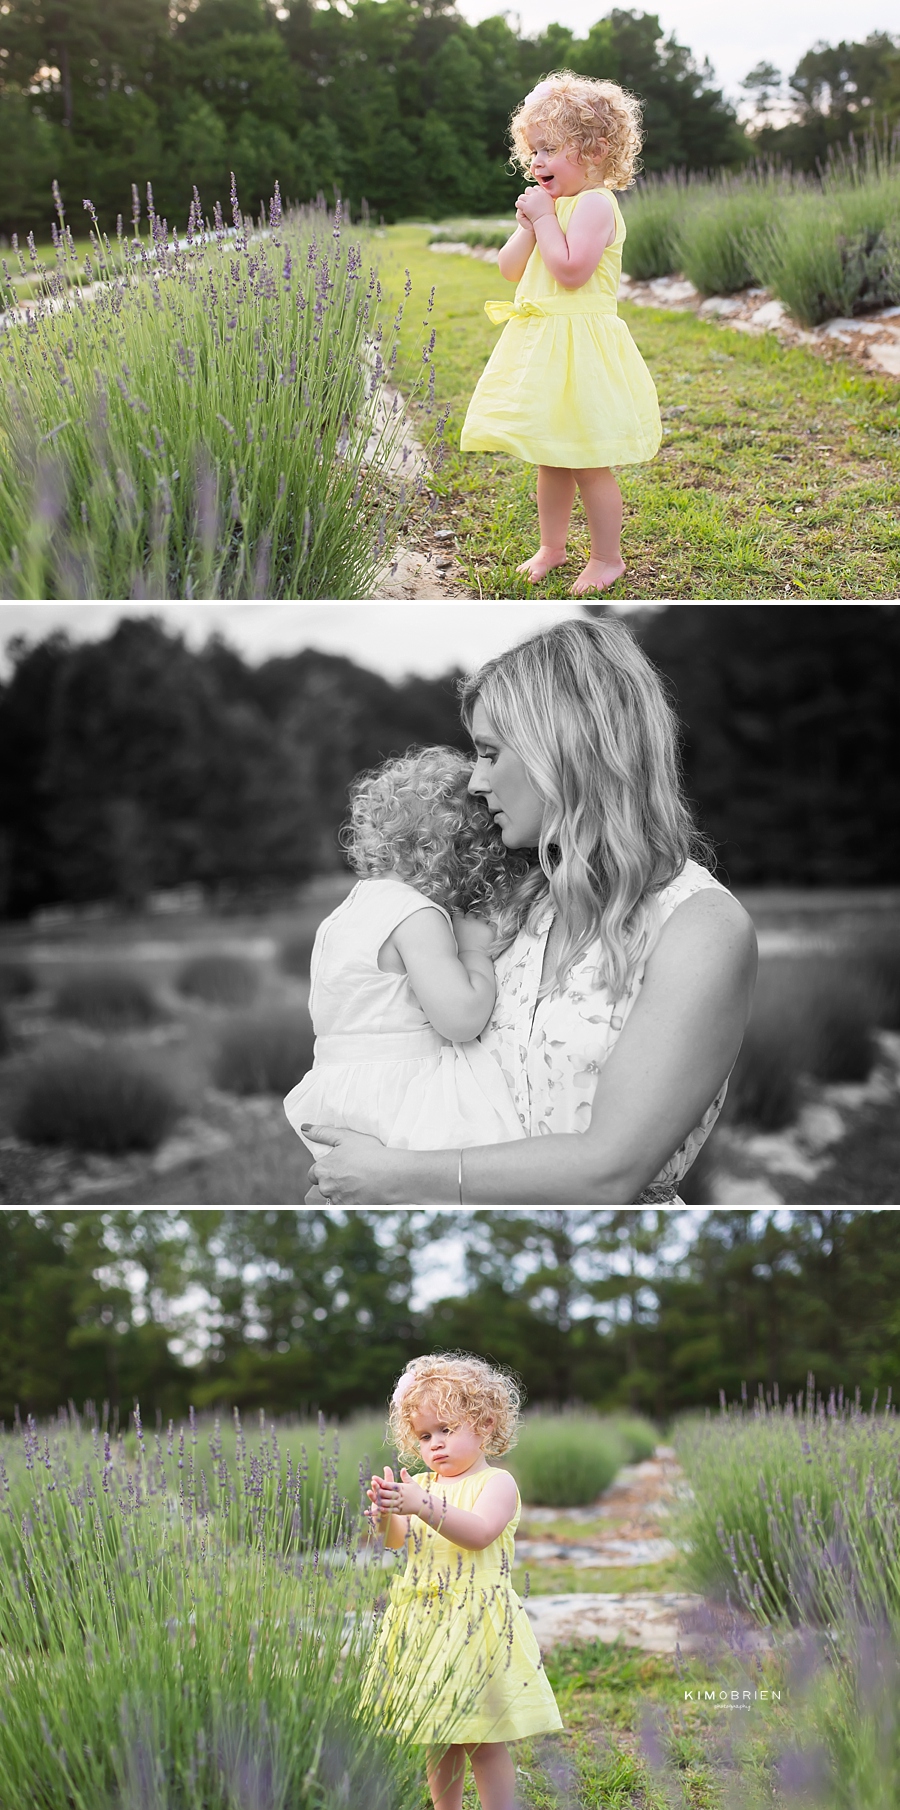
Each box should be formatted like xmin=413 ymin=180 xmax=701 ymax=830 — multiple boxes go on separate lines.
xmin=0 ymin=183 xmax=442 ymax=598
xmin=0 ymin=1402 xmax=423 ymax=1808
xmin=676 ymin=1383 xmax=900 ymax=1807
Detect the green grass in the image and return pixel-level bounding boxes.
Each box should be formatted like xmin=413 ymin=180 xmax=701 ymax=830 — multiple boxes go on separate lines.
xmin=378 ymin=224 xmax=900 ymax=599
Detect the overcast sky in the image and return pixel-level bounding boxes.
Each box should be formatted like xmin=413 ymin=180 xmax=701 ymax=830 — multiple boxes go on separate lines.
xmin=0 ymin=602 xmax=602 ymax=683
xmin=456 ymin=0 xmax=894 ymax=105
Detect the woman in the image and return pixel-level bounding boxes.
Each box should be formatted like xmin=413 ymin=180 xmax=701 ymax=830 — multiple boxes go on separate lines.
xmin=303 ymin=616 xmax=757 ymax=1205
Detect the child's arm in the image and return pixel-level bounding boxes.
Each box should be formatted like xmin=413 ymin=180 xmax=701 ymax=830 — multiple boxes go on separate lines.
xmin=497 ymin=207 xmax=537 ymax=283
xmin=371 ymin=1468 xmax=519 ymax=1552
xmin=516 ymin=186 xmax=615 ymax=289
xmin=386 ymin=908 xmax=496 ymax=1043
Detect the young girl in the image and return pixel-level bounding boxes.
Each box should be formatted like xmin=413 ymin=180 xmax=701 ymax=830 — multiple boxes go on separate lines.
xmin=363 ymin=1354 xmax=562 ymax=1810
xmin=461 ymin=72 xmax=662 ymax=597
xmin=283 ymin=747 xmax=528 ymax=1165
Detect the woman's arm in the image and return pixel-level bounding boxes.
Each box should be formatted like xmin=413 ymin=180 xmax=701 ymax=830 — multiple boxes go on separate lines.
xmin=517 ymin=186 xmax=615 ymax=289
xmin=306 ymin=890 xmax=757 ymax=1205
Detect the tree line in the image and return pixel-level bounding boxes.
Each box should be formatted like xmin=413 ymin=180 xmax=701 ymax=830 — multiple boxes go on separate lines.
xmin=2 ymin=605 xmax=897 ymax=921
xmin=2 ymin=0 xmax=897 ymax=239
xmin=3 ymin=0 xmax=883 ymax=242
xmin=2 ymin=1209 xmax=899 ymax=1426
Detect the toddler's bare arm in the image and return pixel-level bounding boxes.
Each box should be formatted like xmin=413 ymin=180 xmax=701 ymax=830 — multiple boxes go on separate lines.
xmin=388 ymin=907 xmax=495 ymax=1042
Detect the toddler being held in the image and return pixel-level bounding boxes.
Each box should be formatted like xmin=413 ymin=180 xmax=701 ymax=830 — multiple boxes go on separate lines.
xmin=283 ymin=747 xmax=528 ymax=1170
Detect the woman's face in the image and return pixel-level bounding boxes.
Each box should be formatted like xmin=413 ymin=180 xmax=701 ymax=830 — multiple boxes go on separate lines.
xmin=468 ymin=698 xmax=545 ymax=848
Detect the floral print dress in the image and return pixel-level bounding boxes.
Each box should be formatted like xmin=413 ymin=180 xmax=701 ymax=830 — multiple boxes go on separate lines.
xmin=479 ymin=860 xmax=733 ymax=1204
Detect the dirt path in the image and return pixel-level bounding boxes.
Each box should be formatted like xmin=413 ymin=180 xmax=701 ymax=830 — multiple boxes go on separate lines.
xmin=518 ymin=1446 xmax=767 ymax=1658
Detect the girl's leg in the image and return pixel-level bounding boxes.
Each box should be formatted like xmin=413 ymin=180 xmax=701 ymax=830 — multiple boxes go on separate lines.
xmin=517 ymin=466 xmax=576 ymax=581
xmin=468 ymin=1742 xmax=517 ymax=1810
xmin=571 ymin=466 xmax=626 ymax=595
xmin=426 ymin=1745 xmax=468 ymax=1810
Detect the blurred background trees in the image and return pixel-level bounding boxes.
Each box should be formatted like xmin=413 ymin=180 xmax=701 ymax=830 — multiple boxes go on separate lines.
xmin=3 ymin=1207 xmax=900 ymax=1423
xmin=2 ymin=605 xmax=897 ymax=921
xmin=2 ymin=0 xmax=873 ymax=236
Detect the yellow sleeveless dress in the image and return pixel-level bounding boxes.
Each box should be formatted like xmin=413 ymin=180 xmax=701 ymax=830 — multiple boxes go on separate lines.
xmin=460 ymin=190 xmax=662 ymax=469
xmin=360 ymin=1467 xmax=562 ymax=1746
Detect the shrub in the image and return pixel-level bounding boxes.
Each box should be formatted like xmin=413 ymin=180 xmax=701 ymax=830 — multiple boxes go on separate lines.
xmin=0 ymin=960 xmax=37 ymax=1001
xmin=679 ymin=188 xmax=772 ymax=294
xmin=506 ymin=1412 xmax=626 ymax=1506
xmin=0 ymin=195 xmax=436 ymax=601
xmin=213 ymin=1009 xmax=314 ymax=1096
xmin=430 ymin=226 xmax=510 ymax=250
xmin=751 ymin=184 xmax=900 ymax=325
xmin=0 ymin=1411 xmax=424 ymax=1810
xmin=13 ymin=1045 xmax=181 ymax=1153
xmin=862 ymin=936 xmax=900 ymax=1032
xmin=725 ymin=954 xmax=878 ymax=1131
xmin=675 ymin=1393 xmax=900 ymax=1621
xmin=53 ymin=965 xmax=161 ymax=1030
xmin=178 ymin=952 xmax=261 ymax=1007
xmin=611 ymin=1414 xmax=659 ymax=1463
xmin=621 ymin=175 xmax=694 ymax=280
xmin=279 ymin=930 xmax=318 ymax=980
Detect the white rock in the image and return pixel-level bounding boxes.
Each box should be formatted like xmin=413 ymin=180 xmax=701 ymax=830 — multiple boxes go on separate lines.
xmin=649 ymin=278 xmax=699 ymax=303
xmin=152 ymin=1122 xmax=233 ymax=1174
xmin=868 ymin=342 xmax=900 ymax=377
xmin=748 ymin=300 xmax=787 ymax=329
xmin=712 ymin=1176 xmax=785 ymax=1205
xmin=524 ymin=1592 xmax=714 ymax=1656
xmin=794 ymin=1101 xmax=845 ymax=1151
xmin=698 ymin=296 xmax=743 ymax=318
xmin=429 ymin=241 xmax=473 ymax=255
xmin=738 ymin=1133 xmax=823 ymax=1181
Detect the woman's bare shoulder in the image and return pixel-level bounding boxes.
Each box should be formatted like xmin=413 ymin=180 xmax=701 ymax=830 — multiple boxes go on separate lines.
xmin=652 ymin=885 xmax=758 ymax=987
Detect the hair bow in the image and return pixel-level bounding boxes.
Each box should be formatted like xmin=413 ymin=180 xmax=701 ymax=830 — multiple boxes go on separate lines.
xmin=525 ymin=80 xmax=555 ymax=101
xmin=392 ymin=1366 xmax=419 ymax=1404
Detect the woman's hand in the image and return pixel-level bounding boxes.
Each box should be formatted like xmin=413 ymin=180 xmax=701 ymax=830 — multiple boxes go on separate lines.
xmin=516 ymin=186 xmax=556 ymax=224
xmin=302 ymin=1124 xmax=398 ymax=1204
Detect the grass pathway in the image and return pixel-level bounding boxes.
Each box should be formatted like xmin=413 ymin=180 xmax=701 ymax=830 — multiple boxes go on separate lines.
xmin=379 ymin=225 xmax=900 ymax=600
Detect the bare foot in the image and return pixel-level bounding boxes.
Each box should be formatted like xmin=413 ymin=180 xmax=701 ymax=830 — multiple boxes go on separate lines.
xmin=570 ymin=556 xmax=626 ymax=596
xmin=516 ymin=545 xmax=568 ymax=582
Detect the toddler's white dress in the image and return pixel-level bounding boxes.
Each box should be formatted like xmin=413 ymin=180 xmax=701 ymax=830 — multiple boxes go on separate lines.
xmin=283 ymin=877 xmax=525 ymax=1158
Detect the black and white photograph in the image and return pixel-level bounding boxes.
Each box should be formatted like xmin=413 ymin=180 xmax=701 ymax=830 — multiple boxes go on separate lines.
xmin=1 ymin=600 xmax=897 ymax=1210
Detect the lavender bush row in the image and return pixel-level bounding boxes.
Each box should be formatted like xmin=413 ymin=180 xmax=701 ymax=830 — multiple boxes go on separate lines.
xmin=0 ymin=1402 xmax=423 ymax=1809
xmin=0 ymin=181 xmax=442 ymax=598
xmin=674 ymin=1380 xmax=900 ymax=1623
xmin=675 ymin=1383 xmax=900 ymax=1808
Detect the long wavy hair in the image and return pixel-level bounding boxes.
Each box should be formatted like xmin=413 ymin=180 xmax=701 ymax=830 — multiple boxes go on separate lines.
xmin=341 ymin=745 xmax=531 ymax=916
xmin=460 ymin=616 xmax=711 ymax=997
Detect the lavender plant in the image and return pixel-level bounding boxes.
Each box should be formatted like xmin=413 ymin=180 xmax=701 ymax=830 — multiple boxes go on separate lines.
xmin=675 ymin=1381 xmax=900 ymax=1624
xmin=675 ymin=1383 xmax=900 ymax=1809
xmin=0 ymin=1403 xmax=424 ymax=1809
xmin=0 ymin=182 xmax=441 ymax=598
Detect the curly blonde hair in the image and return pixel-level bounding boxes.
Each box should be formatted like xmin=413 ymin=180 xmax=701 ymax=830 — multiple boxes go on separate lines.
xmin=460 ymin=617 xmax=711 ymax=1000
xmin=389 ymin=1353 xmax=522 ymax=1464
xmin=510 ymin=71 xmax=644 ymax=191
xmin=341 ymin=745 xmax=531 ymax=916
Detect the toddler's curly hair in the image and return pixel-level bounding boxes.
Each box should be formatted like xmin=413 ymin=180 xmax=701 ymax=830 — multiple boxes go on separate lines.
xmin=389 ymin=1352 xmax=522 ymax=1463
xmin=511 ymin=71 xmax=644 ymax=191
xmin=341 ymin=746 xmax=532 ymax=917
